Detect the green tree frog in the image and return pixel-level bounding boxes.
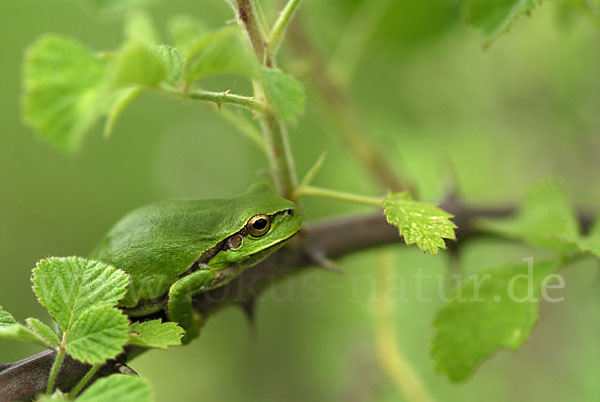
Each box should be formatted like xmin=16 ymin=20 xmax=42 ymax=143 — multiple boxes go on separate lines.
xmin=90 ymin=183 xmax=302 ymax=343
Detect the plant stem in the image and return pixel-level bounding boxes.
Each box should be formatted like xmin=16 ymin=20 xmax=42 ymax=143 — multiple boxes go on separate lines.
xmin=232 ymin=0 xmax=270 ymax=65
xmin=231 ymin=0 xmax=299 ymax=198
xmin=374 ymin=250 xmax=434 ymax=402
xmin=260 ymin=112 xmax=298 ymax=197
xmin=159 ymin=85 xmax=268 ymax=113
xmin=67 ymin=364 xmax=101 ymax=399
xmin=46 ymin=345 xmax=65 ymax=394
xmin=298 ymin=152 xmax=326 ymax=188
xmin=295 ymin=185 xmax=382 ymax=206
xmin=251 ymin=0 xmax=271 ymax=40
xmin=268 ymin=0 xmax=303 ymax=59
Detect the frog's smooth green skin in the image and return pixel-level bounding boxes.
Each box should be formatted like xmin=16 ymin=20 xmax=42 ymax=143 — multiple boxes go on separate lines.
xmin=90 ymin=183 xmax=302 ymax=343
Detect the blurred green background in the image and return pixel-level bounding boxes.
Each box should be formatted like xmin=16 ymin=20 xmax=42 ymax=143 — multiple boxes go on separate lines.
xmin=1 ymin=0 xmax=599 ymax=401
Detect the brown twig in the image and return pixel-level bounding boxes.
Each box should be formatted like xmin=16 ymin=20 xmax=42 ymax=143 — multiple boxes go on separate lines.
xmin=4 ymin=200 xmax=593 ymax=400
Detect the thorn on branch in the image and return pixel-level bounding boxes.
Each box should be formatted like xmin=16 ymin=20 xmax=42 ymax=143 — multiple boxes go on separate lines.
xmin=306 ymin=246 xmax=344 ymax=273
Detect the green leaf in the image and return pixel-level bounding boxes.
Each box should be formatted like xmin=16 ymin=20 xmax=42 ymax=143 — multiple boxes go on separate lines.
xmin=260 ymin=67 xmax=305 ymax=124
xmin=167 ymin=15 xmax=210 ymax=57
xmin=183 ymin=27 xmax=258 ymax=85
xmin=23 ymin=35 xmax=108 ymax=152
xmin=383 ymin=193 xmax=456 ymax=255
xmin=479 ymin=180 xmax=578 ymax=252
xmin=77 ymin=374 xmax=152 ymax=402
xmin=128 ymin=320 xmax=184 ymax=349
xmin=0 ymin=309 xmax=53 ymax=348
xmin=32 ymin=257 xmax=129 ymax=332
xmin=66 ymin=305 xmax=130 ymax=364
xmin=103 ymin=86 xmax=143 ymax=138
xmin=466 ymin=0 xmax=542 ymax=44
xmin=111 ymin=41 xmax=167 ymax=88
xmin=432 ymin=259 xmax=560 ymax=382
xmin=26 ymin=317 xmax=61 ymax=347
xmin=125 ymin=10 xmax=160 ymax=45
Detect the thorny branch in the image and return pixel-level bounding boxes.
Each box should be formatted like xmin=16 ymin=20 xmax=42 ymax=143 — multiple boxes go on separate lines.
xmin=0 ymin=200 xmax=593 ymax=400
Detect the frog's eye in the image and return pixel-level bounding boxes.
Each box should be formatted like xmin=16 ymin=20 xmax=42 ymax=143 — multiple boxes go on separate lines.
xmin=247 ymin=214 xmax=271 ymax=237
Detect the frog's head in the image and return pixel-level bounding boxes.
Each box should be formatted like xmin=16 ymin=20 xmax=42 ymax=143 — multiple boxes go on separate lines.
xmin=207 ymin=183 xmax=302 ymax=269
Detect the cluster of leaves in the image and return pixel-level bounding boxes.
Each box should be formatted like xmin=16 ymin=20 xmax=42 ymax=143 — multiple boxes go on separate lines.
xmin=0 ymin=256 xmax=183 ymax=400
xmin=431 ymin=180 xmax=600 ymax=382
xmin=22 ymin=10 xmax=304 ymax=152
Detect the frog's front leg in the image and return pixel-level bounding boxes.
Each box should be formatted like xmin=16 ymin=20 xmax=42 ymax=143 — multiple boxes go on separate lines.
xmin=167 ymin=268 xmax=216 ymax=344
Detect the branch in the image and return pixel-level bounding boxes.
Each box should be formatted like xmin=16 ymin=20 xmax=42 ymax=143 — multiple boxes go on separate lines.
xmin=230 ymin=0 xmax=270 ymax=65
xmin=259 ymin=111 xmax=298 ymax=199
xmin=3 ymin=200 xmax=592 ymax=400
xmin=231 ymin=0 xmax=299 ymax=198
xmin=159 ymin=85 xmax=268 ymax=113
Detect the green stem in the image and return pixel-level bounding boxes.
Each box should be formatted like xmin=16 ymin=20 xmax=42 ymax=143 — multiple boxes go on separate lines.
xmin=160 ymin=85 xmax=268 ymax=113
xmin=298 ymin=152 xmax=326 ymax=189
xmin=268 ymin=0 xmax=303 ymax=59
xmin=374 ymin=251 xmax=435 ymax=402
xmin=46 ymin=345 xmax=65 ymax=394
xmin=251 ymin=0 xmax=271 ymax=40
xmin=295 ymin=185 xmax=382 ymax=206
xmin=260 ymin=112 xmax=298 ymax=197
xmin=232 ymin=0 xmax=270 ymax=64
xmin=67 ymin=364 xmax=102 ymax=399
xmin=230 ymin=0 xmax=299 ymax=198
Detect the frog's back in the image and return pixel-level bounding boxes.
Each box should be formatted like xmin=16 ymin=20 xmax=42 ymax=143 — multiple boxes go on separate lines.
xmin=90 ymin=198 xmax=239 ymax=307
xmin=90 ymin=184 xmax=294 ymax=307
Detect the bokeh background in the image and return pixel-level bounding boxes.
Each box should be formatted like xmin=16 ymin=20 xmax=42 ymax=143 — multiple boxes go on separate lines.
xmin=1 ymin=0 xmax=599 ymax=401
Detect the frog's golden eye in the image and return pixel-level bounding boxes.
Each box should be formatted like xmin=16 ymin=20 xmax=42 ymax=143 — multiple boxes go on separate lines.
xmin=247 ymin=214 xmax=271 ymax=237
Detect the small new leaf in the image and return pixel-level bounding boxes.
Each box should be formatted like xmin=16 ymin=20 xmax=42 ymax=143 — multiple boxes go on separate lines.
xmin=467 ymin=0 xmax=542 ymax=45
xmin=0 ymin=309 xmax=54 ymax=348
xmin=260 ymin=67 xmax=305 ymax=124
xmin=431 ymin=259 xmax=560 ymax=382
xmin=128 ymin=320 xmax=184 ymax=349
xmin=478 ymin=180 xmax=578 ymax=252
xmin=32 ymin=256 xmax=129 ymax=332
xmin=66 ymin=305 xmax=130 ymax=364
xmin=154 ymin=45 xmax=183 ymax=84
xmin=26 ymin=317 xmax=60 ymax=347
xmin=383 ymin=193 xmax=456 ymax=255
xmin=111 ymin=42 xmax=167 ymax=88
xmin=76 ymin=374 xmax=152 ymax=402
xmin=183 ymin=27 xmax=258 ymax=85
